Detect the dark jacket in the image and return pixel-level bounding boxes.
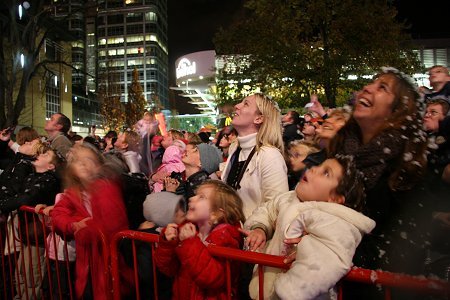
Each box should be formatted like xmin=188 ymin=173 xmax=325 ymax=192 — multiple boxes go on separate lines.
xmin=0 ymin=169 xmax=60 ymax=214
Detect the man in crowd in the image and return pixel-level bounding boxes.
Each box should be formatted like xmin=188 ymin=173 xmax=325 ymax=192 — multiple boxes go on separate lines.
xmin=281 ymin=110 xmax=303 ymax=144
xmin=44 ymin=113 xmax=72 ymax=158
xmin=422 ymin=65 xmax=450 ymax=102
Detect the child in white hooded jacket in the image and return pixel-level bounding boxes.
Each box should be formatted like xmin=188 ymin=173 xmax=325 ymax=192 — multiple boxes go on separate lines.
xmin=243 ymin=155 xmax=376 ymax=300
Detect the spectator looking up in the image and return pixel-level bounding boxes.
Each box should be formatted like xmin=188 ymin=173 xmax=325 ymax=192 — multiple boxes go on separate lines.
xmin=221 ymin=93 xmax=288 ymax=219
xmin=44 ymin=113 xmax=72 ymax=158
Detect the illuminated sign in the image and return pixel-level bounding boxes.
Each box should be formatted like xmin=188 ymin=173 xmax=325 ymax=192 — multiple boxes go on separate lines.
xmin=176 ymin=58 xmax=196 ymax=79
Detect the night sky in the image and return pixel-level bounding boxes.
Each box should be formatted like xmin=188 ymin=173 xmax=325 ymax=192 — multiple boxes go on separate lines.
xmin=167 ymin=0 xmax=450 ymax=114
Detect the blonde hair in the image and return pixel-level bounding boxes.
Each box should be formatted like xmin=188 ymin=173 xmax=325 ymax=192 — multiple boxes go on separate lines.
xmin=64 ymin=143 xmax=105 ymax=189
xmin=186 ymin=132 xmax=202 ymax=144
xmin=288 ymin=140 xmax=320 ymax=155
xmin=254 ymin=93 xmax=284 ymax=153
xmin=199 ymin=180 xmax=245 ymax=225
xmin=168 ymin=129 xmax=184 ymax=141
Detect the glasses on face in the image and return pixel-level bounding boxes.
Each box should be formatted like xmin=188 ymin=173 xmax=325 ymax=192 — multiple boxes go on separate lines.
xmin=425 ymin=110 xmax=443 ymax=117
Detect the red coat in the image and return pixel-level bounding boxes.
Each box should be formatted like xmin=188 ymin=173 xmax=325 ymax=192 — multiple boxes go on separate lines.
xmin=155 ymin=223 xmax=243 ymax=300
xmin=51 ymin=179 xmax=129 ymax=300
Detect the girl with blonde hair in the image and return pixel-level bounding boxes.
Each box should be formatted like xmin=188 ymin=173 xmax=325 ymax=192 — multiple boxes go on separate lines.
xmin=155 ymin=180 xmax=244 ymax=300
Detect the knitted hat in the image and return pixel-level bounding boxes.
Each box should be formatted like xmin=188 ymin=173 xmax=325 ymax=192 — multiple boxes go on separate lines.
xmin=143 ymin=192 xmax=183 ymax=227
xmin=197 ymin=143 xmax=222 ymax=174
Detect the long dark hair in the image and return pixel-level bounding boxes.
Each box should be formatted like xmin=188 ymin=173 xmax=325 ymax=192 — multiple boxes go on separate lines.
xmin=329 ymin=70 xmax=427 ymax=191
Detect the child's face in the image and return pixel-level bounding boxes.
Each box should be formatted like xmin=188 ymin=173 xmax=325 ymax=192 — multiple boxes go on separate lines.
xmin=288 ymin=144 xmax=309 ymax=172
xmin=187 ymin=185 xmax=214 ymax=224
xmin=71 ymin=148 xmax=101 ymax=183
xmin=32 ymin=151 xmax=55 ymax=172
xmin=161 ymin=132 xmax=174 ymax=149
xmin=295 ymin=158 xmax=344 ymax=204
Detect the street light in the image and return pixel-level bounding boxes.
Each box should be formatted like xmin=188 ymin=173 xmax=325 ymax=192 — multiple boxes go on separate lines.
xmin=18 ymin=1 xmax=30 ymax=20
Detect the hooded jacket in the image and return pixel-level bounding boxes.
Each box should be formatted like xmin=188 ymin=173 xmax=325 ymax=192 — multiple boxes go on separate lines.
xmin=245 ymin=191 xmax=375 ymax=300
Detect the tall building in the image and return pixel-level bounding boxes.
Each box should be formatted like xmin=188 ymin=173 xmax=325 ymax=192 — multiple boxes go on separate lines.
xmin=51 ymin=0 xmax=102 ymax=134
xmin=97 ymin=0 xmax=169 ymax=109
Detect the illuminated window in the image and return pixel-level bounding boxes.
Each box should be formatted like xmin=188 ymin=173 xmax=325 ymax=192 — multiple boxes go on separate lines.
xmin=46 ymin=75 xmax=60 ymax=119
xmin=126 ymin=48 xmax=139 ymax=54
xmin=145 ymin=12 xmax=157 ymax=22
xmin=127 ymin=36 xmax=144 ymax=43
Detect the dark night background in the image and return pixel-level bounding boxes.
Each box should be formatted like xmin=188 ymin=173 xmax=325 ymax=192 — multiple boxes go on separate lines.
xmin=167 ymin=0 xmax=450 ymax=114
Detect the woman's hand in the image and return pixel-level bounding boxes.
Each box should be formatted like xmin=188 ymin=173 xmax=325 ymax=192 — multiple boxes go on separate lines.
xmin=179 ymin=223 xmax=197 ymax=241
xmin=239 ymin=228 xmax=267 ymax=252
xmin=164 ymin=223 xmax=179 ymax=241
xmin=308 ymin=94 xmax=326 ymax=117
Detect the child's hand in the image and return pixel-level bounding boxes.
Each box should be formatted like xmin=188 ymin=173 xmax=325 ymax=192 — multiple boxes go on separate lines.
xmin=151 ymin=170 xmax=169 ymax=182
xmin=282 ymin=236 xmax=304 ymax=264
xmin=239 ymin=228 xmax=266 ymax=252
xmin=34 ymin=204 xmax=47 ymax=214
xmin=72 ymin=217 xmax=92 ymax=234
xmin=42 ymin=206 xmax=54 ymax=216
xmin=164 ymin=177 xmax=180 ymax=192
xmin=179 ymin=223 xmax=197 ymax=241
xmin=164 ymin=223 xmax=179 ymax=241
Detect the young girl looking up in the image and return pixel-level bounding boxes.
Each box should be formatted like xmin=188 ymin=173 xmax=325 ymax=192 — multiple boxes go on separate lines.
xmin=51 ymin=144 xmax=129 ymax=300
xmin=155 ymin=180 xmax=245 ymax=300
xmin=244 ymin=155 xmax=375 ymax=300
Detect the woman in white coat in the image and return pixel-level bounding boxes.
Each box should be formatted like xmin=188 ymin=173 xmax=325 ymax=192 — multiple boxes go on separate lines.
xmin=221 ymin=93 xmax=289 ymax=219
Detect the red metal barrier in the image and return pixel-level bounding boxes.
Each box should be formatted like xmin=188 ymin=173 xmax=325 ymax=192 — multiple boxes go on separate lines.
xmin=111 ymin=230 xmax=160 ymax=300
xmin=1 ymin=206 xmax=112 ymax=300
xmin=4 ymin=210 xmax=450 ymax=300
xmin=111 ymin=230 xmax=450 ymax=300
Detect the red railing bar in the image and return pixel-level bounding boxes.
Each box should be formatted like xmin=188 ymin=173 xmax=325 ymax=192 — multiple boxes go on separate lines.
xmin=132 ymin=240 xmax=140 ymax=300
xmin=207 ymin=244 xmax=290 ymax=269
xmin=345 ymin=267 xmax=450 ymax=295
xmin=151 ymin=243 xmax=159 ymax=300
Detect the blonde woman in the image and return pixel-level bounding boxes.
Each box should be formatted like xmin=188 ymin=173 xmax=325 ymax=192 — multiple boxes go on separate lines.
xmin=221 ymin=93 xmax=288 ymax=219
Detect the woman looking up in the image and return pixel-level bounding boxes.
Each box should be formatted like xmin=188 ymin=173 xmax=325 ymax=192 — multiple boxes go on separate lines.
xmin=221 ymin=93 xmax=288 ymax=219
xmin=329 ymin=67 xmax=429 ymax=275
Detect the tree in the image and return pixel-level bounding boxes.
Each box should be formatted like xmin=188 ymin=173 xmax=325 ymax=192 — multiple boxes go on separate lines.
xmin=98 ymin=67 xmax=125 ymax=131
xmin=0 ymin=0 xmax=75 ymax=128
xmin=214 ymin=0 xmax=423 ymax=108
xmin=125 ymin=68 xmax=147 ymax=128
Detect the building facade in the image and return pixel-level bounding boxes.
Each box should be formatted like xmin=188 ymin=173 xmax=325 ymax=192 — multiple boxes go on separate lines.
xmin=97 ymin=0 xmax=169 ymax=109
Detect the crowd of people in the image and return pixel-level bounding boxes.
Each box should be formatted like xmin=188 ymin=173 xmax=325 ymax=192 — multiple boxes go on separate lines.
xmin=0 ymin=66 xmax=449 ymax=299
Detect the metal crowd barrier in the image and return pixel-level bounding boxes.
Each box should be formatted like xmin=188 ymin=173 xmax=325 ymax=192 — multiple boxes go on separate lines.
xmin=2 ymin=207 xmax=450 ymax=300
xmin=111 ymin=230 xmax=450 ymax=300
xmin=1 ymin=206 xmax=111 ymax=300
